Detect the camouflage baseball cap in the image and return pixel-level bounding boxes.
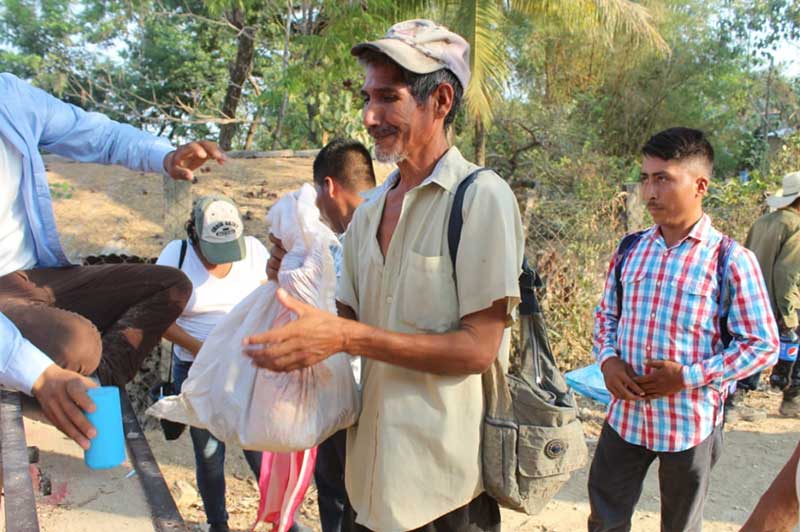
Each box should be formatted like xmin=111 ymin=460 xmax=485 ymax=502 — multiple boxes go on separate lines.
xmin=351 ymin=19 xmax=471 ymax=90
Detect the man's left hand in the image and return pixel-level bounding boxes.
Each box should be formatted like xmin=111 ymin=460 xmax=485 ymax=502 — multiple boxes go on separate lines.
xmin=163 ymin=140 xmax=226 ymax=181
xmin=242 ymin=288 xmax=347 ymax=372
xmin=633 ymin=359 xmax=685 ymax=399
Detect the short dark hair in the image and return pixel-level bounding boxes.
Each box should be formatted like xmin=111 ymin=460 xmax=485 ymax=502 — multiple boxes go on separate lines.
xmin=358 ymin=50 xmax=463 ymax=128
xmin=313 ymin=138 xmax=376 ymax=191
xmin=642 ymin=127 xmax=715 ymax=171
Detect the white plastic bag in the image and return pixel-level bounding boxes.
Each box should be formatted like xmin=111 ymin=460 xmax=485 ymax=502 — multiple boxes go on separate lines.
xmin=147 ymin=184 xmax=360 ymax=452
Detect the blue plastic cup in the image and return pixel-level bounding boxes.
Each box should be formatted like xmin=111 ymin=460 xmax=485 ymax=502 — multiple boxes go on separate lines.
xmin=84 ymin=386 xmax=126 ymax=469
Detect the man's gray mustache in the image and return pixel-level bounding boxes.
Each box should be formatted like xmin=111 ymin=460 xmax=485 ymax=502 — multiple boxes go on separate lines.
xmin=368 ymin=127 xmax=399 ymax=137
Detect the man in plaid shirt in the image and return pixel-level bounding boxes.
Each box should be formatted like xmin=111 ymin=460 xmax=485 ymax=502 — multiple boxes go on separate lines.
xmin=588 ymin=127 xmax=779 ymax=532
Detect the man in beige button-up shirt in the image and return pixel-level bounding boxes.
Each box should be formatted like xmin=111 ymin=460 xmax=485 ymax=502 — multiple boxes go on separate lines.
xmin=245 ymin=19 xmax=524 ymax=532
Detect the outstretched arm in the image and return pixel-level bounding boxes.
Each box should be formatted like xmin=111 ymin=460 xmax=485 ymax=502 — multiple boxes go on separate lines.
xmin=6 ymin=73 xmax=225 ymax=181
xmin=243 ymin=289 xmax=508 ymax=376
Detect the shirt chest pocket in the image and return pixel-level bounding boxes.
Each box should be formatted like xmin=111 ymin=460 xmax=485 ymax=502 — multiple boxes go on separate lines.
xmin=674 ymin=278 xmax=716 ymax=333
xmin=621 ymin=270 xmax=715 ymax=333
xmin=399 ymin=251 xmax=460 ymax=333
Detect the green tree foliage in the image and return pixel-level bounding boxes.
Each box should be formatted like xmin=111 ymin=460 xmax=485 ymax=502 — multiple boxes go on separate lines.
xmin=1 ymin=0 xmax=797 ymax=164
xmin=395 ymin=0 xmax=670 ymax=163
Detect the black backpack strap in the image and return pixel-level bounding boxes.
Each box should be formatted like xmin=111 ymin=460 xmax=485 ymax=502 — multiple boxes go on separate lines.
xmin=447 ymin=167 xmax=486 ymax=268
xmin=447 ymin=167 xmax=539 ymax=315
xmin=178 ymin=239 xmax=188 ymax=269
xmin=167 ymin=239 xmax=190 ymax=382
xmin=518 ymin=257 xmax=542 ymax=315
xmin=717 ymin=235 xmax=736 ymax=348
xmin=614 ymin=231 xmax=645 ymax=317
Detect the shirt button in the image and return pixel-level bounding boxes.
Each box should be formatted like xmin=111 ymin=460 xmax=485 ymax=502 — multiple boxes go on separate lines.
xmin=386 ymin=296 xmax=393 ymax=304
xmin=656 ymin=281 xmax=661 ymax=287
xmin=646 ymin=345 xmax=652 ymax=351
xmin=650 ymin=313 xmax=656 ymax=319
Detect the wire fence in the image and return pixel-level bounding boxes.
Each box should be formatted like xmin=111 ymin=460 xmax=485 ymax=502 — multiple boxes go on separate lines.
xmin=162 ymin=177 xmax=193 ymax=243
xmin=523 ymin=180 xmax=765 ymax=372
xmin=522 ymin=185 xmax=629 ymax=370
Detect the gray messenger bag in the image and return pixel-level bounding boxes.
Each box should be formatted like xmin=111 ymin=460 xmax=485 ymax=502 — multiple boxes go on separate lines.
xmin=448 ymin=169 xmax=588 ymax=514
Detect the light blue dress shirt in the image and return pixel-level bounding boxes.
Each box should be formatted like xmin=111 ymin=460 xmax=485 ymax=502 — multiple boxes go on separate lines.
xmin=0 ymin=73 xmax=175 ymax=393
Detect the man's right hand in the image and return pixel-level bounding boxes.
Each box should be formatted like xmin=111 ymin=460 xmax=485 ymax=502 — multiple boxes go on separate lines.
xmin=601 ymin=357 xmax=646 ymax=401
xmin=31 ymin=365 xmax=98 ymax=450
xmin=266 ymin=234 xmax=286 ymax=281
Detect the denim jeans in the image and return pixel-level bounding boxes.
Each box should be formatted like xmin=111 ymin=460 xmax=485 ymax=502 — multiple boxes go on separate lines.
xmin=173 ymin=356 xmax=262 ymax=527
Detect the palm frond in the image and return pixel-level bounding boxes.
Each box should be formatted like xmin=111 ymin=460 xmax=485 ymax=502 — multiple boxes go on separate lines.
xmin=511 ymin=0 xmax=670 ymax=56
xmin=453 ymin=0 xmax=510 ymax=126
xmin=387 ymin=1 xmax=445 ymax=22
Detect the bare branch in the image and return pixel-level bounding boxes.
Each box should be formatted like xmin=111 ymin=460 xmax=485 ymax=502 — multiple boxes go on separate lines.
xmin=61 ymin=74 xmax=248 ymax=126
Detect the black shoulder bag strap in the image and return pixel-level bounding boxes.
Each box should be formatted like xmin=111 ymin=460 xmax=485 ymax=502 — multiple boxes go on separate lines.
xmin=614 ymin=231 xmax=645 ymax=318
xmin=447 ymin=167 xmax=538 ymax=313
xmin=717 ymin=235 xmax=735 ymax=348
xmin=178 ymin=239 xmax=188 ymax=269
xmin=447 ymin=168 xmax=485 ymax=267
xmin=167 ymin=239 xmax=189 ymax=384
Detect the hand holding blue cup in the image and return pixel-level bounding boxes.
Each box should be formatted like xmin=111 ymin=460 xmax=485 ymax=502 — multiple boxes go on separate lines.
xmin=83 ymin=386 xmax=126 ymax=469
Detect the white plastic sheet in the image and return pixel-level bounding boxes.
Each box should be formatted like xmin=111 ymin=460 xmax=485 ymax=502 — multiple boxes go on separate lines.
xmin=147 ymin=184 xmax=360 ymax=452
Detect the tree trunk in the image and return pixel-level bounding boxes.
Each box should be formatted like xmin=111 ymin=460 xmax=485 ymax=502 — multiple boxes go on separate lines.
xmin=218 ymin=7 xmax=256 ymax=151
xmin=243 ymin=107 xmax=262 ymax=150
xmin=474 ymin=119 xmax=486 ymax=166
xmin=306 ymin=100 xmax=320 ymax=145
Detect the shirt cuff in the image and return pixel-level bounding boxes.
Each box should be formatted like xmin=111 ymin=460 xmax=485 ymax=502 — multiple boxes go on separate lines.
xmin=682 ymin=363 xmax=707 ymax=389
xmin=597 ymin=348 xmax=618 ymax=369
xmin=10 ymin=340 xmax=55 ymax=395
xmin=148 ymin=142 xmax=175 ymax=177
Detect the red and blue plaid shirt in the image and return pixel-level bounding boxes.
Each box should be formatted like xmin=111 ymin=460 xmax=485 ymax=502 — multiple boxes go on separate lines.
xmin=593 ymin=215 xmax=779 ymax=451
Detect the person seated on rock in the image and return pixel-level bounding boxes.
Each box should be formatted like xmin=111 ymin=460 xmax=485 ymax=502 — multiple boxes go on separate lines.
xmin=0 ymin=72 xmax=224 ymax=450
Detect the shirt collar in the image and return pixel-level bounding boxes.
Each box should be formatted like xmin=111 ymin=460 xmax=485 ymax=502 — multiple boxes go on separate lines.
xmin=426 ymin=146 xmax=466 ymax=191
xmin=377 ymin=146 xmax=467 ymax=193
xmin=647 ymin=213 xmax=712 ymax=246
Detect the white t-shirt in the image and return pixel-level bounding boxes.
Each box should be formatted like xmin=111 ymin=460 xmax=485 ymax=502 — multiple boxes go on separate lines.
xmin=0 ymin=137 xmax=37 ymax=276
xmin=156 ymin=236 xmax=269 ymax=361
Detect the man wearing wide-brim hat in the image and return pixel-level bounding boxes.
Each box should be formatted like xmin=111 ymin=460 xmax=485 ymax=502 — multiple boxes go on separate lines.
xmin=729 ymin=171 xmax=800 ymax=420
xmin=767 ymin=172 xmax=800 ymax=210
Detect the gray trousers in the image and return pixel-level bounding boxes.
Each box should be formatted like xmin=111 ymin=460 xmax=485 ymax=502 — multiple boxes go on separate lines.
xmin=588 ymin=422 xmax=723 ymax=532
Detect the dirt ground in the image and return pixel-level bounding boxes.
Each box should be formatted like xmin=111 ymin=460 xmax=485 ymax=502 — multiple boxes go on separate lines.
xmin=41 ymin=157 xmax=800 ymax=531
xmin=144 ymin=390 xmax=800 ymax=532
xmin=45 ymin=154 xmax=394 ymax=262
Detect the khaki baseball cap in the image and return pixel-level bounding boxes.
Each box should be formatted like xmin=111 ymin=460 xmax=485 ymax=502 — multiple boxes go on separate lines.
xmin=192 ymin=195 xmax=246 ymax=264
xmin=351 ymin=19 xmax=471 ymax=90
